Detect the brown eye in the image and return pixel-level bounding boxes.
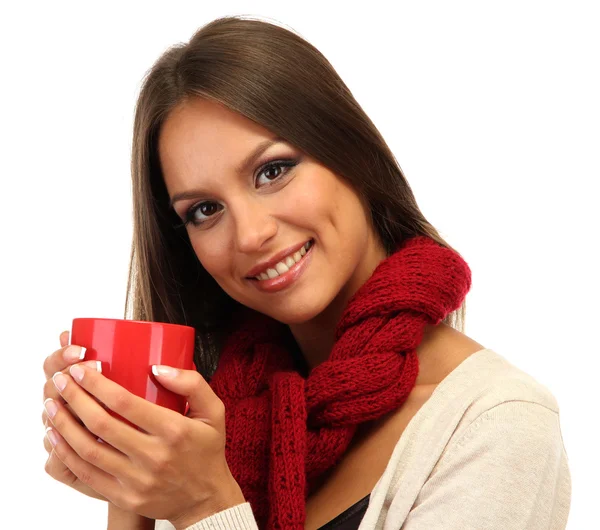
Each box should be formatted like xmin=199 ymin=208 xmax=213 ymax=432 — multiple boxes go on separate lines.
xmin=255 ymin=159 xmax=298 ymax=187
xmin=199 ymin=203 xmax=219 ymax=216
xmin=184 ymin=201 xmax=223 ymax=227
xmin=263 ymin=165 xmax=282 ymax=180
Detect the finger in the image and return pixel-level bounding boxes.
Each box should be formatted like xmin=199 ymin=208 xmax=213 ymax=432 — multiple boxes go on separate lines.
xmin=45 ymin=426 xmax=120 ymax=501
xmin=51 ymin=368 xmax=150 ymax=456
xmin=43 ymin=402 xmax=84 ymax=427
xmin=44 ymin=375 xmax=66 ymax=405
xmin=60 ymin=330 xmax=70 ymax=348
xmin=43 ymin=361 xmax=98 ymax=410
xmin=44 ymin=429 xmax=53 ymax=454
xmin=43 ymin=343 xmax=86 ymax=379
xmin=66 ymin=363 xmax=178 ymax=437
xmin=45 ymin=441 xmax=79 ymax=487
xmin=153 ymin=367 xmax=224 ymax=428
xmin=44 ymin=398 xmax=132 ymax=480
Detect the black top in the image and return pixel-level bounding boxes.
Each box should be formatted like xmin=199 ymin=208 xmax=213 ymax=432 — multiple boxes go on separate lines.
xmin=316 ymin=494 xmax=370 ymax=530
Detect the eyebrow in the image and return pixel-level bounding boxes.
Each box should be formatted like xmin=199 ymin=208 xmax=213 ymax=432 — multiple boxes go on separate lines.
xmin=168 ymin=137 xmax=285 ymax=209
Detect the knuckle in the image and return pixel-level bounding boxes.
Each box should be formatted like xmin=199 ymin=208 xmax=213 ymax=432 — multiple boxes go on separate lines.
xmin=87 ymin=414 xmax=110 ymax=437
xmin=124 ymin=492 xmax=146 ymax=513
xmin=112 ymin=391 xmax=133 ymax=414
xmin=136 ymin=474 xmax=157 ymax=495
xmin=148 ymin=449 xmax=171 ymax=473
xmin=165 ymin=423 xmax=186 ymax=446
xmin=81 ymin=445 xmax=101 ymax=465
xmin=76 ymin=467 xmax=94 ymax=487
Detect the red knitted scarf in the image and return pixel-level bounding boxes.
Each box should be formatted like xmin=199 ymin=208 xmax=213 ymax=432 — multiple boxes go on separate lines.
xmin=209 ymin=235 xmax=472 ymax=529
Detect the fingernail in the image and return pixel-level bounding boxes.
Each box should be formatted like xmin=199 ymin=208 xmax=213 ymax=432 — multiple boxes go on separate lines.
xmin=45 ymin=427 xmax=59 ymax=447
xmin=44 ymin=398 xmax=58 ymax=419
xmin=64 ymin=346 xmax=86 ymax=362
xmin=69 ymin=364 xmax=85 ymax=382
xmin=53 ymin=372 xmax=68 ymax=392
xmin=82 ymin=360 xmax=102 ymax=373
xmin=152 ymin=365 xmax=179 ymax=378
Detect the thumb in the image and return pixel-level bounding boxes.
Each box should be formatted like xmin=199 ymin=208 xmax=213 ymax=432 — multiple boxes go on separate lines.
xmin=152 ymin=365 xmax=224 ymax=424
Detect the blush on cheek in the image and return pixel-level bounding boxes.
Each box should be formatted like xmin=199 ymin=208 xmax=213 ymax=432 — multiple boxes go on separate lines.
xmin=191 ymin=243 xmax=226 ymax=278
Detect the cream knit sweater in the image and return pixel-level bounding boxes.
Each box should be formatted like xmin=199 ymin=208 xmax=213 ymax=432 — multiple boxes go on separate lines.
xmin=156 ymin=348 xmax=571 ymax=530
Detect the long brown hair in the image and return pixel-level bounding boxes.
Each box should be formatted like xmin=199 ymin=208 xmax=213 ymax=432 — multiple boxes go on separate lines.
xmin=124 ymin=15 xmax=468 ymax=379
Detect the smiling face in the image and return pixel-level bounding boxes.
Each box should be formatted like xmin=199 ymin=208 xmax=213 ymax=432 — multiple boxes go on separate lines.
xmin=159 ymin=97 xmax=387 ymax=325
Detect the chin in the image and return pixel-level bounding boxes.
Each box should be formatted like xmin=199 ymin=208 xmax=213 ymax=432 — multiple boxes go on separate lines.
xmin=258 ymin=297 xmax=332 ymax=325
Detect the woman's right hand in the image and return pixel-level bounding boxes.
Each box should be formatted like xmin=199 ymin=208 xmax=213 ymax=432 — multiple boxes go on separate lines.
xmin=42 ymin=330 xmax=107 ymax=501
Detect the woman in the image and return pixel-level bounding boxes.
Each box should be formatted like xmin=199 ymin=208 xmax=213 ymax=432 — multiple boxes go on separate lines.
xmin=41 ymin=15 xmax=571 ymax=530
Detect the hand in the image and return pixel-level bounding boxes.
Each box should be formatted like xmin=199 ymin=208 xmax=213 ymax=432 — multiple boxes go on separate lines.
xmin=42 ymin=330 xmax=107 ymax=501
xmin=44 ymin=362 xmax=246 ymax=530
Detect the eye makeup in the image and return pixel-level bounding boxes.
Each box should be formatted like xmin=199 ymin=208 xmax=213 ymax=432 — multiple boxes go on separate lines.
xmin=173 ymin=156 xmax=300 ymax=229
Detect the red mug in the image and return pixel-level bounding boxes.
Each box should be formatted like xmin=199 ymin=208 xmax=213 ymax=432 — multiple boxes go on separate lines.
xmin=70 ymin=318 xmax=196 ymax=424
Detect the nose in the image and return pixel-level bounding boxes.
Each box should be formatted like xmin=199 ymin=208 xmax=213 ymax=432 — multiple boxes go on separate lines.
xmin=232 ymin=199 xmax=278 ymax=254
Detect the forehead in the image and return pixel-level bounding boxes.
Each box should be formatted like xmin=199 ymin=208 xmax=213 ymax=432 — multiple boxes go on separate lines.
xmin=158 ymin=98 xmax=277 ymax=193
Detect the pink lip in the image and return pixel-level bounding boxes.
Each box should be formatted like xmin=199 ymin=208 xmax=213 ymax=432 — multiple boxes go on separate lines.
xmin=244 ymin=239 xmax=313 ymax=278
xmin=248 ymin=241 xmax=314 ymax=293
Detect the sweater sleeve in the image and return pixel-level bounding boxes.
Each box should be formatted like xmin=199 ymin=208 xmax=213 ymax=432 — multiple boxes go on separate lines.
xmin=394 ymin=401 xmax=572 ymax=530
xmin=154 ymin=503 xmax=258 ymax=530
xmin=182 ymin=502 xmax=259 ymax=530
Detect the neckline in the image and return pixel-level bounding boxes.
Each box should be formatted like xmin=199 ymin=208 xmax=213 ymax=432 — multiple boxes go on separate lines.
xmin=313 ymin=348 xmax=496 ymax=529
xmin=316 ymin=492 xmax=371 ymax=530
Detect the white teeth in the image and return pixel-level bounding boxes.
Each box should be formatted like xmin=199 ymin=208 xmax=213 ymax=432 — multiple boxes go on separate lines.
xmin=254 ymin=240 xmax=313 ymax=281
xmin=275 ymin=262 xmax=289 ymax=274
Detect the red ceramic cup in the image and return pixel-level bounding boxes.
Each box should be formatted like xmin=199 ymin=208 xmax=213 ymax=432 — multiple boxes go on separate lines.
xmin=70 ymin=318 xmax=196 ymax=425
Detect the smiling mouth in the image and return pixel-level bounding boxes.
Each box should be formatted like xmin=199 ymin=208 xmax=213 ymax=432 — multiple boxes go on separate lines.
xmin=250 ymin=239 xmax=314 ymax=281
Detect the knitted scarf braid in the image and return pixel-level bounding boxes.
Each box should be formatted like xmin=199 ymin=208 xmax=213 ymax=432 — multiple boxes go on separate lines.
xmin=209 ymin=235 xmax=472 ymax=529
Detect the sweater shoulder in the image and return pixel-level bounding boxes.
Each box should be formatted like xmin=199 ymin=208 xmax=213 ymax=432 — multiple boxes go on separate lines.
xmin=447 ymin=348 xmax=561 ymax=430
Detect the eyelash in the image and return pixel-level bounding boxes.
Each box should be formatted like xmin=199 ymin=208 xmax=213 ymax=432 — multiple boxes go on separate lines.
xmin=176 ymin=158 xmax=299 ymax=229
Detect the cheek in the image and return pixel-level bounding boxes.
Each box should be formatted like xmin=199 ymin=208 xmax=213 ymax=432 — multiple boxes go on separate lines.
xmin=286 ymin=170 xmax=340 ymax=225
xmin=189 ymin=233 xmax=230 ymax=280
xmin=300 ymin=172 xmax=365 ymax=237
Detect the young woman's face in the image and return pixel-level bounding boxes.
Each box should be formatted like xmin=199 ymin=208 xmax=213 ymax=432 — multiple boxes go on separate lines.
xmin=159 ymin=98 xmax=386 ymax=324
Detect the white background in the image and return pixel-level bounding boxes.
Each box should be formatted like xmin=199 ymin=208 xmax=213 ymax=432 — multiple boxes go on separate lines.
xmin=1 ymin=1 xmax=597 ymax=528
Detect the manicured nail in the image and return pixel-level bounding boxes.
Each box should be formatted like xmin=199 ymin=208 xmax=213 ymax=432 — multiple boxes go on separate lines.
xmin=44 ymin=398 xmax=58 ymax=419
xmin=64 ymin=345 xmax=86 ymax=362
xmin=152 ymin=365 xmax=179 ymax=378
xmin=52 ymin=372 xmax=68 ymax=392
xmin=69 ymin=364 xmax=85 ymax=382
xmin=82 ymin=360 xmax=102 ymax=373
xmin=45 ymin=427 xmax=59 ymax=447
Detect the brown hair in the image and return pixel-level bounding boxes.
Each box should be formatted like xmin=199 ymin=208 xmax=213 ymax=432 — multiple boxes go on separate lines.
xmin=124 ymin=14 xmax=468 ymax=379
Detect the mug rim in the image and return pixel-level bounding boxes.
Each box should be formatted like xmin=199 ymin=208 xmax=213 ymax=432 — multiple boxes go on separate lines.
xmin=72 ymin=317 xmax=196 ymax=332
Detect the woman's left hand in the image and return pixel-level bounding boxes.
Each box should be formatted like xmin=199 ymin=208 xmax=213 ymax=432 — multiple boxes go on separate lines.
xmin=44 ymin=363 xmax=246 ymax=530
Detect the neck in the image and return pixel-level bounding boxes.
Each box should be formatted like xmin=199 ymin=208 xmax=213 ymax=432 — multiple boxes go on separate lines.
xmin=288 ymin=243 xmax=388 ymax=371
xmin=287 ymin=295 xmax=341 ymax=372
